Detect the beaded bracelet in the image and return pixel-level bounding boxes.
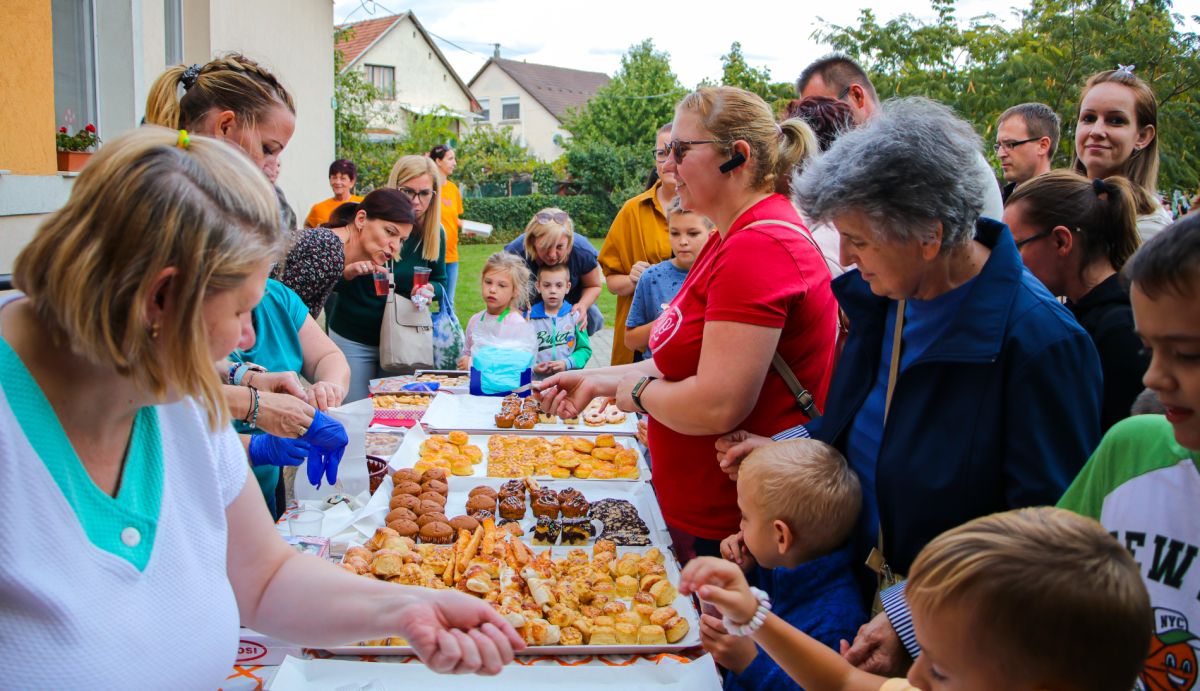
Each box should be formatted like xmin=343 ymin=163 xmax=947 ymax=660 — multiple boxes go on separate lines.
xmin=723 ymin=587 xmax=772 ymax=636
xmin=226 ymin=362 xmax=240 ymax=385
xmin=243 ymin=386 xmax=260 ymax=429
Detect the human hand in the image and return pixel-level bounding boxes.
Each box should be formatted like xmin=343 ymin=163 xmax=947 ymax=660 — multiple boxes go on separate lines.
xmin=411 ymin=283 xmax=435 ymax=309
xmin=398 ymin=589 xmax=525 ymax=675
xmin=245 ymin=370 xmax=305 ymax=399
xmin=536 ymin=370 xmax=613 ymax=420
xmin=700 ymin=612 xmax=758 ymax=674
xmin=247 ymin=434 xmax=311 ymax=467
xmin=254 ymin=390 xmax=316 ymax=438
xmin=344 ymin=261 xmax=386 ymax=281
xmin=542 ymin=360 xmax=568 ymax=375
xmin=300 ymin=410 xmax=348 ymax=488
xmin=840 ymin=611 xmax=912 ymax=676
xmin=569 ymin=304 xmax=588 ymax=332
xmin=679 ymin=556 xmax=757 ymax=624
xmin=636 ymin=417 xmax=648 ymax=446
xmin=629 ymin=261 xmax=651 ymax=284
xmin=457 ymin=355 xmax=471 ymax=370
xmin=307 ymin=381 xmax=346 ymax=411
xmin=719 ymin=532 xmax=756 ymax=572
xmin=614 ymin=372 xmax=644 ymax=413
xmin=715 ymin=430 xmax=773 ymax=481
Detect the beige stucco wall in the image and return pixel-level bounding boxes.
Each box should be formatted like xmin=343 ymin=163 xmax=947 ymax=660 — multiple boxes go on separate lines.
xmin=351 ymin=15 xmax=473 ymax=136
xmin=469 ymin=64 xmax=566 ymax=161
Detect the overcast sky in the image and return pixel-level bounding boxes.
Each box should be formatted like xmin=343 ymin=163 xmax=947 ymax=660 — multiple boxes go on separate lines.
xmin=333 ymin=0 xmax=1200 ymax=88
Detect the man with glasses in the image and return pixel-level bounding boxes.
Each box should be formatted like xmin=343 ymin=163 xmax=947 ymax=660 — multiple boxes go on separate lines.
xmin=994 ymin=103 xmax=1060 ymax=201
xmin=599 ymin=123 xmax=678 ymax=365
xmin=797 ymin=54 xmax=1004 ymax=221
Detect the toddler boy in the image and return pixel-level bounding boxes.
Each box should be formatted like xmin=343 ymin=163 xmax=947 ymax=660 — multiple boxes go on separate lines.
xmin=528 ymin=263 xmax=592 ymax=378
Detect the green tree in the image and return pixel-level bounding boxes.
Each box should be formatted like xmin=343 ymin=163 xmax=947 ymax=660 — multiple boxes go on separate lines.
xmin=454 ymin=125 xmax=538 ymax=190
xmin=333 ymin=26 xmax=384 ymax=162
xmin=815 ymin=0 xmax=1200 ymax=192
xmin=562 ymin=39 xmax=687 ymax=149
xmin=720 ymin=42 xmax=773 ymax=100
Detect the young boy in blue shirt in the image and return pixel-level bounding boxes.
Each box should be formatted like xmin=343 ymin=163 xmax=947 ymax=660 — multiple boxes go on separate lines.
xmin=703 ymin=439 xmax=867 ymax=690
xmin=529 ymin=263 xmax=592 ymax=378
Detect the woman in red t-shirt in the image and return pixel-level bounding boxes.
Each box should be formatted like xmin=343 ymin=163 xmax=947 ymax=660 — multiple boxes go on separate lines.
xmin=539 ymin=86 xmax=840 ymax=561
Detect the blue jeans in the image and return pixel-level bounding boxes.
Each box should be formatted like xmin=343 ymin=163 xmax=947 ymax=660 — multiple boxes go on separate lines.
xmin=329 ymin=328 xmax=388 ymax=402
xmin=444 ymin=261 xmax=459 ymax=317
xmin=585 ymin=303 xmax=603 ymax=336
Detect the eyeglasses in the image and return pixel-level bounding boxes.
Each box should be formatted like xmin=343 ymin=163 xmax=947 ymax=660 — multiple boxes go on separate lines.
xmin=535 ymin=210 xmax=569 ymax=225
xmin=653 ymin=147 xmax=670 ymax=162
xmin=992 ymin=137 xmax=1042 ymax=153
xmin=398 ymin=186 xmax=434 ymax=201
xmin=837 ymin=85 xmax=853 ymax=100
xmin=1014 ymin=226 xmax=1077 ymax=250
xmin=665 ymin=139 xmax=730 ymax=164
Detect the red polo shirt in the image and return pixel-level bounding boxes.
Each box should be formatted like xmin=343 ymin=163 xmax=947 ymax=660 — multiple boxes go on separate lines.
xmin=647 ymin=194 xmax=839 ymax=539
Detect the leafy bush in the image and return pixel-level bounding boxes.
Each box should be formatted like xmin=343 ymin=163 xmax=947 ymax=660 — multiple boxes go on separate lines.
xmin=455 ymin=126 xmax=539 ymax=190
xmin=461 ymin=194 xmax=614 ymax=244
xmin=563 ymin=141 xmax=651 ymax=210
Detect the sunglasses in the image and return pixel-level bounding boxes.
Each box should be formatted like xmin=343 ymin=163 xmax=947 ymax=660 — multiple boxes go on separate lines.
xmin=398 ymin=186 xmax=434 ymax=201
xmin=665 ymin=139 xmax=730 ymax=164
xmin=535 ymin=211 xmax=570 ymax=225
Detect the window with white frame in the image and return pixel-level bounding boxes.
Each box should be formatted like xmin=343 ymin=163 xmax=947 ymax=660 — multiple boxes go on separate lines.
xmin=365 ymin=64 xmax=395 ymax=100
xmin=501 ymin=96 xmax=520 ymax=121
xmin=52 ymin=0 xmax=98 ymax=134
xmin=478 ymin=98 xmax=490 ymax=121
xmin=164 ymin=0 xmax=183 ymax=65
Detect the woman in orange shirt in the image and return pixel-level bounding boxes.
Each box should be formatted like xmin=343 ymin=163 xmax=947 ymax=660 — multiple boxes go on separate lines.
xmin=432 ymin=145 xmax=463 ymax=315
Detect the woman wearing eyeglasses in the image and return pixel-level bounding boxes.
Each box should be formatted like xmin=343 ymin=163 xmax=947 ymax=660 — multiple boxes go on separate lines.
xmin=328 ymin=155 xmax=450 ymax=401
xmin=599 ymin=123 xmax=678 ymax=365
xmin=1073 ymin=68 xmax=1172 ymax=241
xmin=539 ymin=86 xmax=838 ymax=562
xmin=503 ymin=209 xmax=605 ymax=336
xmin=1004 ymin=170 xmax=1148 ymax=431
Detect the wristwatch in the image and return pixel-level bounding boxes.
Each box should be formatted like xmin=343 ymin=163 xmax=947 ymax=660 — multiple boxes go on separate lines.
xmin=630 ymin=376 xmax=658 ymax=414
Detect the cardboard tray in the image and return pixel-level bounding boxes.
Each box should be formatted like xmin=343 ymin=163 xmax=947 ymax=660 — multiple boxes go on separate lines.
xmin=391 ymin=426 xmax=651 ymax=482
xmin=421 ymin=391 xmax=638 ymax=436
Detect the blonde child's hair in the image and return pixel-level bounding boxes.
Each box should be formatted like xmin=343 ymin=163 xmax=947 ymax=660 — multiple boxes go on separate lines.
xmin=522 ymin=208 xmax=575 ymax=259
xmin=387 ymin=155 xmax=442 ymax=261
xmin=738 ymin=439 xmax=860 ymax=555
xmin=907 ymin=507 xmax=1151 ymax=691
xmin=12 ymin=126 xmax=284 ymax=429
xmin=666 ymin=195 xmax=716 ymax=230
xmin=482 ymin=252 xmax=532 ymax=313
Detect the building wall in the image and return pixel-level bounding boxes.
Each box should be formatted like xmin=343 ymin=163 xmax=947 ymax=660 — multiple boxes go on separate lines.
xmin=352 ymin=15 xmax=473 ymax=135
xmin=0 ymin=0 xmax=57 ymax=176
xmin=469 ymin=65 xmax=566 ymax=161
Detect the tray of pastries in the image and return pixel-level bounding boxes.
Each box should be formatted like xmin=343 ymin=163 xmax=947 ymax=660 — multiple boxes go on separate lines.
xmin=330 ymin=517 xmax=698 ymax=655
xmin=421 ymin=392 xmax=638 ymax=436
xmin=392 ymin=427 xmax=649 ymax=481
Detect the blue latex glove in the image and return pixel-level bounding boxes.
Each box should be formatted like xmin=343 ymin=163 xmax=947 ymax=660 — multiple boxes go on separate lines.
xmin=301 ymin=410 xmax=349 ymax=488
xmin=248 ymin=434 xmax=311 ymax=467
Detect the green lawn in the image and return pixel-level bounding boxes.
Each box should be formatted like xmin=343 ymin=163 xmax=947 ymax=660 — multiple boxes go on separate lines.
xmin=453 ymin=239 xmax=616 ymax=326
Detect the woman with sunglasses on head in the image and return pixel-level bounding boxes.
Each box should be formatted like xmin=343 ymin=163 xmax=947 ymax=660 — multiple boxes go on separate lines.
xmin=504 ymin=209 xmax=605 ymax=336
xmin=599 ymin=122 xmax=679 ymax=364
xmin=1073 ymin=67 xmax=1172 ymax=241
xmin=327 ymin=155 xmax=451 ymax=401
xmin=539 ymin=86 xmax=838 ymax=562
xmin=1004 ymin=170 xmax=1148 ymax=431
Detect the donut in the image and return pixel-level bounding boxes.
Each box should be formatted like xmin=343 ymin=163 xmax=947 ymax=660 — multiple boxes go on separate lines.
xmin=604 ymin=405 xmax=627 ymax=424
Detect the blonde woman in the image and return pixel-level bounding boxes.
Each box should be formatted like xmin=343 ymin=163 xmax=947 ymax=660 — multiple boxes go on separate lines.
xmin=504 ymin=209 xmax=605 ymax=335
xmin=0 ymin=128 xmax=521 ymax=687
xmin=328 ymin=155 xmax=450 ymax=400
xmin=539 ymin=87 xmax=839 ymax=561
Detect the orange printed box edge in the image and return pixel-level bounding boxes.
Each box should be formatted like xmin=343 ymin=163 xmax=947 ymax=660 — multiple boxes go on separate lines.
xmin=236 ymin=627 xmax=303 ymax=666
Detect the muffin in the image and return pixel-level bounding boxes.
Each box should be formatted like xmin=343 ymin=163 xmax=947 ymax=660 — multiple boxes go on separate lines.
xmin=531 ymin=492 xmax=560 ymax=520
xmin=419 ymin=521 xmax=454 ymax=544
xmin=468 ymin=485 xmax=498 ymax=501
xmin=466 ymin=493 xmax=497 ymax=514
xmin=514 ymin=412 xmax=537 ymax=430
xmin=394 ymin=481 xmax=423 ymax=497
xmin=416 ymin=512 xmax=449 ymax=528
xmin=389 ymin=493 xmax=421 ymax=512
xmin=391 ymin=468 xmax=422 ymax=485
xmin=448 ymin=515 xmax=480 ymax=533
xmin=499 ymin=480 xmax=526 ymax=501
xmin=417 ymin=491 xmax=447 ymax=507
xmin=421 ymin=479 xmax=449 ymax=497
xmin=388 ymin=518 xmax=419 ymax=540
xmin=385 ymin=507 xmax=418 ymax=524
xmin=557 ymin=487 xmax=584 ymax=504
xmin=416 ymin=499 xmax=445 ymax=516
xmin=498 ymin=495 xmax=526 ymax=520
xmin=494 ymin=412 xmax=515 ymax=429
xmin=560 ymin=496 xmax=590 ymax=519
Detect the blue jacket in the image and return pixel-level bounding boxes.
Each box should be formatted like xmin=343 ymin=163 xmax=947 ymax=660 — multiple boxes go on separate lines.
xmin=808 ymin=219 xmax=1102 ymax=578
xmin=725 ymin=545 xmax=866 ymax=691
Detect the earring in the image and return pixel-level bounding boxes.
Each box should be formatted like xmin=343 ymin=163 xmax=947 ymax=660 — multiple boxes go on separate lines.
xmin=150 ymin=321 xmax=160 ymax=339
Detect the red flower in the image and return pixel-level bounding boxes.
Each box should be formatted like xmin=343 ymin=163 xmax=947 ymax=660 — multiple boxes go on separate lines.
xmin=85 ymin=124 xmax=96 ymax=133
xmin=59 ymin=127 xmax=67 ymax=133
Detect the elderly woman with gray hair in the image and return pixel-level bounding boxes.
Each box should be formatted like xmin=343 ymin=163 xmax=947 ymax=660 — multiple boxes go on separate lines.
xmin=718 ymin=98 xmax=1104 ymax=672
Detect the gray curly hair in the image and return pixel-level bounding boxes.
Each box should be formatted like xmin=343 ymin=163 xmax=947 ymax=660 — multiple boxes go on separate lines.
xmin=795 ymin=97 xmax=987 ymax=249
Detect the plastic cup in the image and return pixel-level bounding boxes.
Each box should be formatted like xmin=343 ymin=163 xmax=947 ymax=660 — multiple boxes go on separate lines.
xmin=287 ymin=509 xmax=324 ymax=537
xmin=412 ymin=266 xmax=432 ymax=288
xmin=373 ymin=269 xmax=390 ymax=296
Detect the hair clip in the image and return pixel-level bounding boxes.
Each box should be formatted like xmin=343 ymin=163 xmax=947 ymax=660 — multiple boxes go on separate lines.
xmin=181 ymin=63 xmax=202 ymax=90
xmin=177 ymin=129 xmax=190 ymax=149
xmin=1116 ymin=63 xmax=1136 ymax=75
xmin=1092 ymin=178 xmax=1107 ymax=196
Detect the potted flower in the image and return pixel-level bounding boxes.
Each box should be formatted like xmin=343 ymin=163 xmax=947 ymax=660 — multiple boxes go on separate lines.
xmin=56 ymin=123 xmax=100 ymax=172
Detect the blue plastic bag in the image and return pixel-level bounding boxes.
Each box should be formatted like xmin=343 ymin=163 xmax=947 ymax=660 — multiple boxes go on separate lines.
xmin=472 ymin=346 xmax=534 ymax=394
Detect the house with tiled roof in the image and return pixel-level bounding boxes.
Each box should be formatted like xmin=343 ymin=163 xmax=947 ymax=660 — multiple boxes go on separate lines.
xmin=337 ymin=12 xmax=479 ymax=140
xmin=468 ymin=54 xmax=610 ymax=161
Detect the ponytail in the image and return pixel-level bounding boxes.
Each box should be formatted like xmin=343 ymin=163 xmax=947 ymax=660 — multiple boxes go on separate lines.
xmin=775 ymin=118 xmax=819 ymax=196
xmin=1094 ymin=176 xmax=1141 ymax=270
xmin=144 ymin=54 xmax=294 ymax=131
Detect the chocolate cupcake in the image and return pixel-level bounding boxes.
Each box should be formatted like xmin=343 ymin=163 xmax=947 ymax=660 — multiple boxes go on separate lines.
xmin=388 ymin=518 xmax=420 ymax=539
xmin=448 ymin=515 xmax=480 ymax=533
xmin=561 ymin=496 xmax=590 ymax=519
xmin=557 ymin=487 xmax=584 ymax=504
xmin=466 ymin=493 xmax=497 ymax=514
xmin=394 ymin=481 xmax=423 ymax=497
xmin=532 ymin=492 xmax=560 ymax=519
xmin=498 ymin=495 xmax=526 ymax=520
xmin=419 ymin=521 xmax=454 ymax=544
xmin=532 ymin=515 xmax=561 ymax=546
xmin=416 ymin=512 xmax=449 ymax=527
